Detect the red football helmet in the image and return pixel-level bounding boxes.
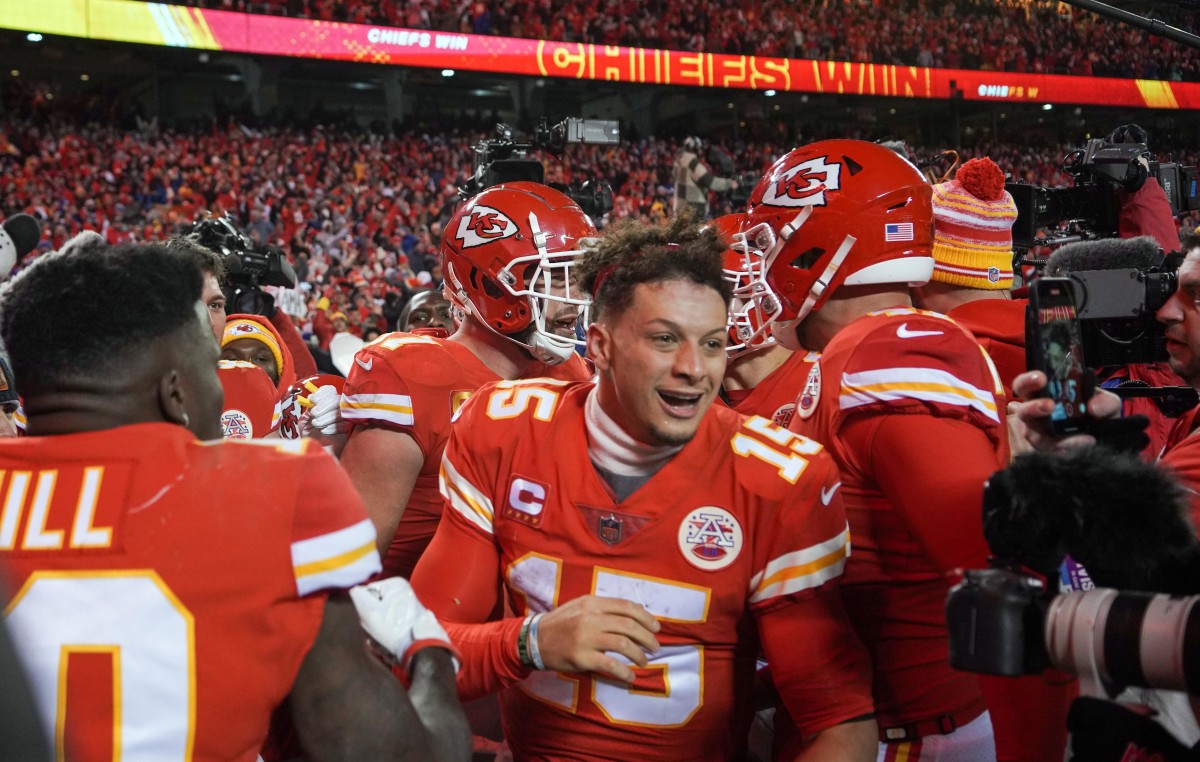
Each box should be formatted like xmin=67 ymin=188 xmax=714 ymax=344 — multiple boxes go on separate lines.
xmin=709 ymin=213 xmax=779 ymax=359
xmin=744 ymin=139 xmax=934 ymax=339
xmin=442 ymin=182 xmax=597 ymax=364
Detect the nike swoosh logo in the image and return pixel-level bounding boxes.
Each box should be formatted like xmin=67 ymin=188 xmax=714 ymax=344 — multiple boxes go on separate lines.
xmin=896 ymin=323 xmax=944 ymax=339
xmin=820 ymin=482 xmax=841 ymax=506
xmin=355 ymin=356 xmax=374 ymax=372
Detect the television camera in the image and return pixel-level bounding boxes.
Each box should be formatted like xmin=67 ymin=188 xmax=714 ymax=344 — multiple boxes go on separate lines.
xmin=462 ymin=117 xmax=620 ymax=220
xmin=187 ymin=213 xmax=296 ymax=317
xmin=1007 ymin=136 xmax=1199 ymax=249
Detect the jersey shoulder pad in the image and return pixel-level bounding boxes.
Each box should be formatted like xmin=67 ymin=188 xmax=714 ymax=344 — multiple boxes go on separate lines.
xmin=834 ymin=310 xmax=1002 ymax=424
xmin=724 ymin=411 xmax=828 ymax=500
xmin=456 ymin=377 xmax=578 ymax=429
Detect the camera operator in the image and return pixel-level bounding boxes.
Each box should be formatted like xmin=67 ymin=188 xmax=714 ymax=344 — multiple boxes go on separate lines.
xmin=1042 ymin=236 xmax=1188 ymax=458
xmin=1152 ymin=231 xmax=1200 ymax=519
xmin=673 ymin=136 xmax=738 ymax=219
xmin=187 ymin=214 xmax=317 ymax=379
xmin=1109 ymin=124 xmax=1180 ymax=253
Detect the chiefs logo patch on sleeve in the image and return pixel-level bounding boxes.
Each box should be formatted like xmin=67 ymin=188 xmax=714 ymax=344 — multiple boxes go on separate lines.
xmin=454 ymin=205 xmax=519 ymax=249
xmin=760 ymin=156 xmax=841 ymax=208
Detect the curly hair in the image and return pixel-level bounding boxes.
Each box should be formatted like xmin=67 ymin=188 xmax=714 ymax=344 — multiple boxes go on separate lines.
xmin=0 ymin=241 xmax=205 ymax=393
xmin=575 ymin=208 xmax=731 ymax=322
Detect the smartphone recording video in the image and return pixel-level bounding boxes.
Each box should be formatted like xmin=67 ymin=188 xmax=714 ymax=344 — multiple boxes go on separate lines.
xmin=1026 ymin=278 xmax=1090 ymax=436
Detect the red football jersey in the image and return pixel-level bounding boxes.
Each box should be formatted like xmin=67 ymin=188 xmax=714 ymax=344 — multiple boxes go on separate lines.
xmin=728 ymin=350 xmax=820 ymax=427
xmin=218 ymin=359 xmax=280 ymax=439
xmin=946 ymin=297 xmax=1026 ymax=399
xmin=0 ymin=424 xmax=380 ymax=761
xmin=340 ymin=331 xmax=590 ymax=578
xmin=433 ymin=379 xmax=871 ymax=761
xmin=788 ymin=308 xmax=1006 ymax=729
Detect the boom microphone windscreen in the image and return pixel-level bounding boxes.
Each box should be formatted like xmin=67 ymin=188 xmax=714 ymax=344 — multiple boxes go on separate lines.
xmin=1043 ymin=235 xmax=1162 ymax=275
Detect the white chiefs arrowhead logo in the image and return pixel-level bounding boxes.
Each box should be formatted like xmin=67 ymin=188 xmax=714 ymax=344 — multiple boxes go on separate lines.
xmin=455 ymin=205 xmax=519 ymax=249
xmin=759 ymin=156 xmax=841 ymax=208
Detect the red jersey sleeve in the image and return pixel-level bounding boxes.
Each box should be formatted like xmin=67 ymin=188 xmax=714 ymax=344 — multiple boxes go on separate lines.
xmin=835 ymin=312 xmax=1005 ymax=440
xmin=410 ymin=386 xmax=532 ymax=699
xmin=340 ymin=337 xmax=422 ymax=434
xmin=746 ymin=441 xmax=851 ymax=613
xmin=742 ymin=434 xmax=875 ymax=734
xmin=280 ymin=439 xmax=382 ymax=597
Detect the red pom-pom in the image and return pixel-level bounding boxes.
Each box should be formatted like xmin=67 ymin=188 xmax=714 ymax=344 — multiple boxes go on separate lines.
xmin=956 ymin=157 xmax=1006 ymax=201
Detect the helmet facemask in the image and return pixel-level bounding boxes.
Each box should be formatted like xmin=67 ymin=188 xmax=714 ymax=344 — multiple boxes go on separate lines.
xmin=723 ymin=229 xmax=783 ymax=360
xmin=497 ymin=230 xmax=594 ymax=365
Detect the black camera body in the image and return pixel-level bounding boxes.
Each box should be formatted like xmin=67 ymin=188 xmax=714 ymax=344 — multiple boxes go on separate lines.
xmin=1063 ymin=262 xmax=1177 ymax=368
xmin=188 ymin=214 xmax=295 ymax=316
xmin=1008 ymin=138 xmax=1199 ymax=249
xmin=463 ymin=118 xmax=620 ymax=220
xmin=946 ymin=566 xmax=1052 ymax=677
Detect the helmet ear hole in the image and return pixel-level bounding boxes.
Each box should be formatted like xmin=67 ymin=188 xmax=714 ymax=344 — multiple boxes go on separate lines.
xmin=480 ymin=274 xmax=505 ymax=300
xmin=791 ymin=247 xmax=825 ymax=271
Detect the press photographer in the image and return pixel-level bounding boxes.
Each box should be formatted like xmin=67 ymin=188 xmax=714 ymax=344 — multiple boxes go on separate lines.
xmin=672 ymin=136 xmax=739 ymax=219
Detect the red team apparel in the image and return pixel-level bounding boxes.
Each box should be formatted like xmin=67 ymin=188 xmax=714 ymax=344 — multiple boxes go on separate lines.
xmin=415 ymin=379 xmax=874 ymax=762
xmin=340 ymin=332 xmax=591 ymax=578
xmin=725 ymin=350 xmax=820 ymax=427
xmin=788 ymin=308 xmax=1006 ymax=735
xmin=944 ymin=298 xmax=1026 ymax=398
xmin=1160 ymin=404 xmax=1200 ymax=526
xmin=0 ymin=424 xmax=380 ymax=761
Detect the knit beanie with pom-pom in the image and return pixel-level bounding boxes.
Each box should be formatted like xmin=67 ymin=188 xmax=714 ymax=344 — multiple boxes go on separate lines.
xmin=930 ymin=157 xmax=1018 ymax=290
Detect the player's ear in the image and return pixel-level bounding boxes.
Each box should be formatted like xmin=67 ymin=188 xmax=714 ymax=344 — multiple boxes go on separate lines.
xmin=157 ymin=368 xmax=190 ymax=429
xmin=587 ymin=321 xmax=614 ymax=374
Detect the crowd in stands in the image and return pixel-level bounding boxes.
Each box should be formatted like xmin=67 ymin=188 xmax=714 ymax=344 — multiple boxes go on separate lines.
xmin=1 ymin=93 xmax=1197 ymax=343
xmin=160 ymin=0 xmax=1200 ymax=82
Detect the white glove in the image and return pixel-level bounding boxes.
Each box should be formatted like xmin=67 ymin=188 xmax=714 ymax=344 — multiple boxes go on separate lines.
xmin=349 ymin=577 xmax=460 ymax=674
xmin=304 ymin=385 xmax=350 ymax=437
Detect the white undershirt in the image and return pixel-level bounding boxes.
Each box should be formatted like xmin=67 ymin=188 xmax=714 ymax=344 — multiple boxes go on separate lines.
xmin=584 ymin=387 xmax=680 ymax=500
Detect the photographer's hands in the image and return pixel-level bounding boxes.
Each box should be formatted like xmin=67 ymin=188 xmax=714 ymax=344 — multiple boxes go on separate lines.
xmin=1010 ymin=370 xmax=1147 ymax=454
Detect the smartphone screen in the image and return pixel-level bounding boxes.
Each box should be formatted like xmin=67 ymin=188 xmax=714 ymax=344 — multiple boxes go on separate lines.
xmin=1027 ymin=279 xmax=1089 ymax=433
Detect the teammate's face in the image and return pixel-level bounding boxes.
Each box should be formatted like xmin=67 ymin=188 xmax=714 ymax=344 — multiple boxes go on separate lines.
xmin=221 ymin=338 xmax=279 ymax=385
xmin=181 ymin=302 xmax=225 ymax=440
xmin=590 ymin=279 xmax=727 ymax=446
xmin=1158 ymin=251 xmax=1200 ymax=386
xmin=403 ymin=290 xmax=453 ymax=332
xmin=201 ymin=274 xmax=226 ymax=344
xmin=539 ymin=269 xmax=582 ymax=339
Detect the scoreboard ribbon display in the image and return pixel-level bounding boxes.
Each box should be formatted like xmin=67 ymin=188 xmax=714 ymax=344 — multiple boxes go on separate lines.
xmin=5 ymin=0 xmax=1198 ymax=109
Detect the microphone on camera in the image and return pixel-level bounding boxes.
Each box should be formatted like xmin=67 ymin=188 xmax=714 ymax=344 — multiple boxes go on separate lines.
xmin=1043 ymin=235 xmax=1163 ymax=275
xmin=0 ymin=214 xmax=41 ymax=278
xmin=983 ymin=447 xmax=1200 ymax=595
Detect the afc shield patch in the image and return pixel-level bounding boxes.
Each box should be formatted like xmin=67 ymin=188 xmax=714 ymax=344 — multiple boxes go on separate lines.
xmin=677 ymin=506 xmax=743 ymax=571
xmin=797 ymin=361 xmax=822 ymax=420
xmin=220 ymin=409 xmax=253 ymax=439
